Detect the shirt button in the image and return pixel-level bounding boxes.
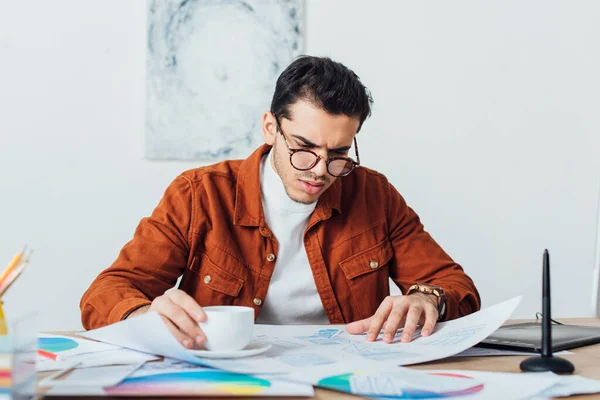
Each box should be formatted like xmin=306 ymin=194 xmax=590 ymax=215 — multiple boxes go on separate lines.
xmin=253 ymin=298 xmax=263 ymax=306
xmin=369 ymin=260 xmax=379 ymax=269
xmin=203 ymin=275 xmax=212 ymax=284
xmin=266 ymin=253 xmax=276 ymax=262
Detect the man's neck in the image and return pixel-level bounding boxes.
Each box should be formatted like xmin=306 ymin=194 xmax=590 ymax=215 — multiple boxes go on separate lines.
xmin=260 ymin=152 xmax=316 ymax=214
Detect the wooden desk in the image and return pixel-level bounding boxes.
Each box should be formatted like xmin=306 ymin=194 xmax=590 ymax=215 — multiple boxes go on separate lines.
xmin=40 ymin=318 xmax=600 ymax=400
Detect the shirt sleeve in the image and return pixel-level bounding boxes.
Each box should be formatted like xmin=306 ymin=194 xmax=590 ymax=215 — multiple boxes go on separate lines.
xmin=80 ymin=175 xmax=194 ymax=329
xmin=385 ymin=180 xmax=481 ymax=321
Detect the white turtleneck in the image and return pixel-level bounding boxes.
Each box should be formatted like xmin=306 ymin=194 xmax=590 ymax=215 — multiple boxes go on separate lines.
xmin=255 ymin=151 xmax=330 ymax=325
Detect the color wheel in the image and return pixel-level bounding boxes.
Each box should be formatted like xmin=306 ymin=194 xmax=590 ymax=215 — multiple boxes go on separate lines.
xmin=318 ymin=371 xmax=484 ymax=399
xmin=38 ymin=337 xmax=79 ymax=353
xmin=105 ymin=370 xmax=271 ymax=396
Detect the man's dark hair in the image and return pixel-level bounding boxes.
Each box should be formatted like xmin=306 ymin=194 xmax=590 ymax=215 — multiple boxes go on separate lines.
xmin=270 ymin=56 xmax=373 ymax=132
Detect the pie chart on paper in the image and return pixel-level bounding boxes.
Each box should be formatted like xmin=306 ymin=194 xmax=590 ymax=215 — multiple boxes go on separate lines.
xmin=38 ymin=337 xmax=79 ymax=353
xmin=318 ymin=371 xmax=484 ymax=398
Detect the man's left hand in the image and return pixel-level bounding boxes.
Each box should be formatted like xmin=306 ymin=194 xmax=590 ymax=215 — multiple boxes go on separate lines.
xmin=346 ymin=294 xmax=439 ymax=343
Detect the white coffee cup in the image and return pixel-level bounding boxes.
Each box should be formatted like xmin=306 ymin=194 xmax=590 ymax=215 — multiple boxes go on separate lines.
xmin=199 ymin=306 xmax=255 ymax=351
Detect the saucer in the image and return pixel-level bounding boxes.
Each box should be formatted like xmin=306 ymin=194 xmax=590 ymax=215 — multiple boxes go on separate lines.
xmin=186 ymin=342 xmax=272 ymax=359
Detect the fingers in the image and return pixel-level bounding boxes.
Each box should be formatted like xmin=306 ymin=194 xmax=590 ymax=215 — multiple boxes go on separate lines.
xmin=150 ymin=291 xmax=205 ymax=347
xmin=161 ymin=316 xmax=193 ymax=348
xmin=346 ymin=317 xmax=372 ymax=335
xmin=346 ymin=318 xmax=388 ymax=335
xmin=382 ymin=301 xmax=409 ymax=343
xmin=400 ymin=305 xmax=423 ymax=343
xmin=167 ymin=290 xmax=207 ymax=345
xmin=155 ymin=297 xmax=203 ymax=347
xmin=355 ymin=294 xmax=440 ymax=344
xmin=169 ymin=290 xmax=206 ymax=322
xmin=365 ymin=297 xmax=394 ymax=341
xmin=421 ymin=304 xmax=438 ymax=337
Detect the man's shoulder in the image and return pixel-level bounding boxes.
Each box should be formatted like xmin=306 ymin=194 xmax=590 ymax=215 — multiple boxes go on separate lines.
xmin=344 ymin=165 xmax=390 ymax=189
xmin=178 ymin=158 xmax=244 ymax=185
xmin=336 ymin=166 xmax=394 ymax=210
xmin=337 ymin=166 xmax=408 ymax=221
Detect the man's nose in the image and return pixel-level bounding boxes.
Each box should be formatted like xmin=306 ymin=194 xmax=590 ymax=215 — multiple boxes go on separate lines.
xmin=311 ymin=154 xmax=329 ymax=178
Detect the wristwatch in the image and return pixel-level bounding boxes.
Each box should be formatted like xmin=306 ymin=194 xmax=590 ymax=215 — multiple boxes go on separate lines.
xmin=406 ymin=283 xmax=446 ymax=321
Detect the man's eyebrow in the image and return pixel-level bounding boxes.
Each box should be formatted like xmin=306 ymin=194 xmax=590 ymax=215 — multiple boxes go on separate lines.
xmin=291 ymin=134 xmax=352 ymax=152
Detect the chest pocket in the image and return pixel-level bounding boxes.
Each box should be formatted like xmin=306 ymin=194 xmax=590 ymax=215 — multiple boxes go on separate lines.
xmin=339 ymin=239 xmax=394 ymax=319
xmin=194 ymin=253 xmax=244 ymax=297
xmin=340 ymin=239 xmax=394 ymax=279
xmin=181 ymin=249 xmax=246 ymax=307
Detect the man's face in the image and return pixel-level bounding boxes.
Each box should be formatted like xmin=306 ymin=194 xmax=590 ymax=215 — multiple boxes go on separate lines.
xmin=262 ymin=100 xmax=360 ymax=204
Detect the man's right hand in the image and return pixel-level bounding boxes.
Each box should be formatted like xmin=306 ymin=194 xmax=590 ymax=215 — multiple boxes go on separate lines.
xmin=127 ymin=290 xmax=206 ymax=349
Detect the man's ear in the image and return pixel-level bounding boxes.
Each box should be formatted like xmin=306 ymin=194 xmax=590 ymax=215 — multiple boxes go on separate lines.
xmin=262 ymin=111 xmax=277 ymax=146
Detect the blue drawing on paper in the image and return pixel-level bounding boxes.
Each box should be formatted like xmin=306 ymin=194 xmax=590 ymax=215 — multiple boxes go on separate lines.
xmin=295 ymin=329 xmax=350 ymax=345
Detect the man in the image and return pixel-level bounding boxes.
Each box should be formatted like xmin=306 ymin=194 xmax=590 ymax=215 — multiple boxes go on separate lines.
xmin=81 ymin=56 xmax=480 ymax=349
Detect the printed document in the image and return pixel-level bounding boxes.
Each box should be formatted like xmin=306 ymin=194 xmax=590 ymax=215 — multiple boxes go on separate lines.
xmin=81 ymin=297 xmax=521 ymax=376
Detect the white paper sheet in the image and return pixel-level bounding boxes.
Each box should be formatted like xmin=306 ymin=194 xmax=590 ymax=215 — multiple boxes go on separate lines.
xmin=79 ymin=313 xmax=213 ymax=364
xmin=387 ymin=296 xmax=522 ymax=365
xmin=272 ymin=367 xmax=579 ymax=399
xmin=38 ymin=334 xmax=119 ymax=360
xmin=80 ymin=315 xmax=290 ymax=374
xmin=282 ymin=364 xmax=486 ymax=397
xmin=81 ymin=296 xmax=521 ymax=376
xmin=527 ymin=375 xmax=600 ymax=399
xmin=421 ymin=371 xmax=600 ymax=400
xmin=45 ymin=364 xmax=315 ymax=397
xmin=37 ymin=348 xmax=160 ymax=372
xmin=40 ymin=363 xmax=145 ymax=388
xmin=420 ymin=370 xmax=563 ymax=400
xmin=247 ymin=296 xmax=523 ymax=373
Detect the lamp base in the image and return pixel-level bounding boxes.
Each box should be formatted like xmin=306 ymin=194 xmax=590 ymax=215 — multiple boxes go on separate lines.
xmin=520 ymin=355 xmax=575 ymax=374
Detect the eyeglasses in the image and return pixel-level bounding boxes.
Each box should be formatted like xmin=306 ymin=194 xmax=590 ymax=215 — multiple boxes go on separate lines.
xmin=272 ymin=113 xmax=360 ymax=178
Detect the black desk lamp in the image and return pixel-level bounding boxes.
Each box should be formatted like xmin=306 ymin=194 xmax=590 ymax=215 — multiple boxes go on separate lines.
xmin=520 ymin=249 xmax=575 ymax=374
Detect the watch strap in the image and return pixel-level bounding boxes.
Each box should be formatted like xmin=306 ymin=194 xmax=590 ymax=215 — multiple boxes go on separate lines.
xmin=407 ymin=283 xmax=446 ymax=321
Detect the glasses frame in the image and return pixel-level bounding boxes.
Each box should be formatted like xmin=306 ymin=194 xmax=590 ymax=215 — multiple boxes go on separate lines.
xmin=272 ymin=112 xmax=361 ymax=178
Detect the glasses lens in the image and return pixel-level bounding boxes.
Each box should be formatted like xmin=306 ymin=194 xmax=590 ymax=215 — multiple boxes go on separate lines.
xmin=328 ymin=159 xmax=355 ymax=177
xmin=290 ymin=151 xmax=318 ymax=170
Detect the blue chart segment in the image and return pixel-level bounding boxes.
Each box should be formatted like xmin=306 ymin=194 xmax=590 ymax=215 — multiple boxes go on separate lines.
xmin=38 ymin=337 xmax=79 ymax=352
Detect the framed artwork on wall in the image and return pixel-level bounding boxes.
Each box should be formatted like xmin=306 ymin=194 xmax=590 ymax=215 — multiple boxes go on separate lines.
xmin=145 ymin=0 xmax=304 ymax=161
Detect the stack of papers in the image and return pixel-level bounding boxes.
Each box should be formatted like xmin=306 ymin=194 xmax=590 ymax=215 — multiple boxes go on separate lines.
xmin=45 ymin=359 xmax=314 ymax=397
xmin=39 ymin=296 xmax=600 ymax=399
xmin=38 ymin=336 xmax=314 ymax=397
xmin=79 ymin=297 xmax=522 ymax=374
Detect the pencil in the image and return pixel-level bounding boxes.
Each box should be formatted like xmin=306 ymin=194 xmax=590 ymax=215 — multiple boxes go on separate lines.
xmin=0 ymin=260 xmax=27 ymax=296
xmin=0 ymin=247 xmax=26 ymax=285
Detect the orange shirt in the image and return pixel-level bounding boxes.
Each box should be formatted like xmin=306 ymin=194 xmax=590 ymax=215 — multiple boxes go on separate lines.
xmin=81 ymin=145 xmax=480 ymax=329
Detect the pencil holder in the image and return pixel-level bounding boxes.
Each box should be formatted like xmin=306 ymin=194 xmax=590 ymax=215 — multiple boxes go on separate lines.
xmin=0 ymin=307 xmax=37 ymax=399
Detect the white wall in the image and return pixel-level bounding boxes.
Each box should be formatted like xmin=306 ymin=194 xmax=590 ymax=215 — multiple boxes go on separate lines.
xmin=1 ymin=0 xmax=599 ymax=330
